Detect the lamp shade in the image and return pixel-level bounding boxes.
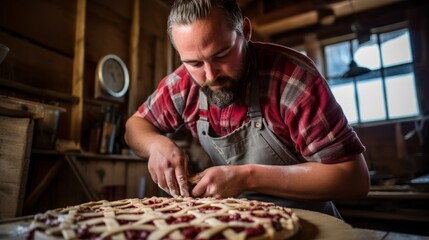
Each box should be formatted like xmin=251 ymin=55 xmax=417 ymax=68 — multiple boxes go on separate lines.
xmin=342 ymin=60 xmax=371 ymax=78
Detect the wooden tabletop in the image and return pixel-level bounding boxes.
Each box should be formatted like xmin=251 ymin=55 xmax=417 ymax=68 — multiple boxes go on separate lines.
xmin=0 ymin=209 xmax=428 ymax=239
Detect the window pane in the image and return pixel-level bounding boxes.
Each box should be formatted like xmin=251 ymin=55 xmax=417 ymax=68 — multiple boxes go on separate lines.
xmin=357 ymin=79 xmax=386 ymax=122
xmin=353 ymin=35 xmax=381 ymax=70
xmin=386 ymin=73 xmax=419 ymax=118
xmin=331 ymin=83 xmax=358 ymax=124
xmin=324 ymin=42 xmax=351 ymax=78
xmin=380 ymin=29 xmax=412 ymax=67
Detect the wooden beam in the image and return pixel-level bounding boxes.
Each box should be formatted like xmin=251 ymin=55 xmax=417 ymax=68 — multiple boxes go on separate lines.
xmin=71 ymin=0 xmax=86 ymax=143
xmin=251 ymin=0 xmax=405 ymax=36
xmin=128 ymin=0 xmax=141 ymax=116
xmin=253 ymin=1 xmax=315 ymax=26
xmin=237 ymin=0 xmax=258 ymax=8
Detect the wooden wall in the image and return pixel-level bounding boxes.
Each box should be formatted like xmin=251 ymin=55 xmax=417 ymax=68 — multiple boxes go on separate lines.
xmin=0 ymin=0 xmax=172 ymax=214
xmin=0 ymin=0 xmax=171 ymax=150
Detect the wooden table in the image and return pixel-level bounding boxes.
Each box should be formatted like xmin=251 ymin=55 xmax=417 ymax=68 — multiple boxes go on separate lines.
xmin=0 ymin=208 xmax=428 ymax=239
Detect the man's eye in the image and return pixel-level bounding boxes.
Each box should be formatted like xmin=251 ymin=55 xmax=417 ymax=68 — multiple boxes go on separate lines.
xmin=187 ymin=62 xmax=203 ymax=67
xmin=214 ymin=52 xmax=228 ymax=60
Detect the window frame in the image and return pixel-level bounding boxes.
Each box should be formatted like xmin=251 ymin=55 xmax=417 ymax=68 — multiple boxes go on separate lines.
xmin=320 ymin=21 xmax=422 ymax=126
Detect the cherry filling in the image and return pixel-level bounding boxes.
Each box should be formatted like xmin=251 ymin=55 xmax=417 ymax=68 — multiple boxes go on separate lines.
xmin=117 ymin=219 xmax=137 ymax=225
xmin=146 ymin=199 xmax=163 ymax=205
xmin=271 ymin=215 xmax=283 ymax=231
xmin=124 ymin=230 xmax=150 ymax=239
xmin=180 ymin=226 xmax=207 ymax=239
xmin=161 ymin=208 xmax=182 ymax=214
xmin=216 ymin=214 xmax=253 ymax=223
xmin=151 ymin=203 xmax=169 ymax=209
xmin=166 ymin=215 xmax=196 ymax=224
xmin=245 ymin=225 xmax=266 ymax=237
xmin=198 ymin=206 xmax=221 ymax=213
xmin=35 ymin=215 xmax=61 ymax=227
xmin=250 ymin=213 xmax=285 ymax=232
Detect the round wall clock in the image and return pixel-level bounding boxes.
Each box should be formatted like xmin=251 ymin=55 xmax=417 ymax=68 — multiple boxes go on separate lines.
xmin=95 ymin=54 xmax=130 ymax=99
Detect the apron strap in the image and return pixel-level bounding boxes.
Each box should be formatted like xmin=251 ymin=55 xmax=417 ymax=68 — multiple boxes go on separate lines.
xmin=248 ymin=62 xmax=262 ymax=120
xmin=198 ymin=91 xmax=209 ymax=121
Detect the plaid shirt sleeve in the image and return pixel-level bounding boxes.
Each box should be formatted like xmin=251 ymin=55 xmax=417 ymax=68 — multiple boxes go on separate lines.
xmin=284 ymin=72 xmax=364 ymax=163
xmin=137 ymin=66 xmax=198 ymax=134
xmin=258 ymin=43 xmax=365 ymax=164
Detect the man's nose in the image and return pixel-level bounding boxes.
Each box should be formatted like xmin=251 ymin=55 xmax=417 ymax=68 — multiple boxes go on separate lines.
xmin=204 ymin=62 xmax=219 ymax=82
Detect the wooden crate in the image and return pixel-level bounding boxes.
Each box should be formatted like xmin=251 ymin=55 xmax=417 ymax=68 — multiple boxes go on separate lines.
xmin=0 ymin=96 xmax=49 ymax=219
xmin=0 ymin=115 xmax=33 ymax=219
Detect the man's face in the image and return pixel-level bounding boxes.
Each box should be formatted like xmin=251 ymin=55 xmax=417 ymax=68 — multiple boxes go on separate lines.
xmin=171 ymin=8 xmax=248 ymax=108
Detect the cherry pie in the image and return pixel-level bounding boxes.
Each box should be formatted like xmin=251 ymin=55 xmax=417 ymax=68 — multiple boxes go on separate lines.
xmin=28 ymin=197 xmax=300 ymax=240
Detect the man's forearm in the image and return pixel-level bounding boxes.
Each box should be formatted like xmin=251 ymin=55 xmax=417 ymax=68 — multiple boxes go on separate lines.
xmin=245 ymin=154 xmax=369 ymax=201
xmin=124 ymin=114 xmax=168 ymax=158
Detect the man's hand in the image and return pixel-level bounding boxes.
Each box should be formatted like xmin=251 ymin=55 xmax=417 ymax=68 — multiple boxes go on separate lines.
xmin=147 ymin=138 xmax=190 ymax=197
xmin=125 ymin=114 xmax=191 ymax=197
xmin=190 ymin=165 xmax=249 ymax=198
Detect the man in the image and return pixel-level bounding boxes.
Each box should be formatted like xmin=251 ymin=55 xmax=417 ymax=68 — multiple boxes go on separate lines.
xmin=125 ymin=0 xmax=369 ymax=217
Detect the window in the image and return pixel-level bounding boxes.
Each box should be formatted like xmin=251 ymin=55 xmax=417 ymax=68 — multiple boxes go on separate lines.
xmin=323 ymin=28 xmax=420 ymax=124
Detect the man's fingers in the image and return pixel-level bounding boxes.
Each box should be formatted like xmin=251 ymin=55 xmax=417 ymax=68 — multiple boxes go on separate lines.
xmin=165 ymin=169 xmax=179 ymax=197
xmin=190 ymin=172 xmax=207 ymax=197
xmin=191 ymin=182 xmax=206 ymax=197
xmin=175 ymin=154 xmax=189 ymax=197
xmin=176 ymin=175 xmax=189 ymax=197
xmin=175 ymin=162 xmax=189 ymax=197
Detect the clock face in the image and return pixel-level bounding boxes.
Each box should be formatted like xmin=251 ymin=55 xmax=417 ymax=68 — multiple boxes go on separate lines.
xmin=102 ymin=59 xmax=125 ymax=93
xmin=97 ymin=55 xmax=129 ymax=98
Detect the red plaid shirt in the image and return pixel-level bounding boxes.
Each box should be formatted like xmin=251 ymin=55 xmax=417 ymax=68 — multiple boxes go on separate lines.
xmin=138 ymin=41 xmax=365 ymax=164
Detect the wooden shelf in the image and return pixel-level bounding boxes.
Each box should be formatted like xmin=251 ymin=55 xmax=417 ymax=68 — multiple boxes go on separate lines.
xmin=340 ymin=209 xmax=429 ymax=222
xmin=367 ymin=190 xmax=429 ymax=200
xmin=32 ymin=149 xmax=144 ymax=162
xmin=0 ymin=78 xmax=79 ymax=105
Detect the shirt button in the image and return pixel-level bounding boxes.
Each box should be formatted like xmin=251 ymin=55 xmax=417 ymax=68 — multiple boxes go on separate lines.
xmin=255 ymin=122 xmax=261 ymax=128
xmin=202 ymin=131 xmax=206 ymax=135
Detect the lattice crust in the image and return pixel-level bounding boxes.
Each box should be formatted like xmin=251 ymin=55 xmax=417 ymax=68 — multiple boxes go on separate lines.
xmin=28 ymin=197 xmax=300 ymax=240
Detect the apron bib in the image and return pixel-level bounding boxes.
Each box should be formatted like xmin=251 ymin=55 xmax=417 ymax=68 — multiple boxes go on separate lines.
xmin=196 ymin=72 xmax=342 ymax=218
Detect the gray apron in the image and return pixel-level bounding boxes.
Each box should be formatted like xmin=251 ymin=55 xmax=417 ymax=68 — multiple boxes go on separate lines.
xmin=196 ymin=73 xmax=342 ymax=218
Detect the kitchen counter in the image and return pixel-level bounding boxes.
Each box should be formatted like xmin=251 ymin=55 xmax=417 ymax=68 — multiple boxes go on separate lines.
xmin=1 ymin=208 xmax=428 ymax=239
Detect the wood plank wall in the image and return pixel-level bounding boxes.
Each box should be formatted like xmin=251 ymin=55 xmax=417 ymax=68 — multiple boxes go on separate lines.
xmin=0 ymin=0 xmax=171 ymax=147
xmin=0 ymin=0 xmax=173 ymax=211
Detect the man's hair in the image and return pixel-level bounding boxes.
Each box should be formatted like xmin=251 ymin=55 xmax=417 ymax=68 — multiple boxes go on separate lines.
xmin=167 ymin=0 xmax=244 ymax=46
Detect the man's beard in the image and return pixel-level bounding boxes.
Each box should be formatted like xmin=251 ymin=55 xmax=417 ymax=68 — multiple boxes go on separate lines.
xmin=200 ymin=76 xmax=238 ymax=109
xmin=203 ymin=57 xmax=248 ymax=108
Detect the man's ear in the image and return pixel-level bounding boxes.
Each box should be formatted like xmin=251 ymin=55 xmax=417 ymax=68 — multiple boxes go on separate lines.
xmin=243 ymin=17 xmax=252 ymax=41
